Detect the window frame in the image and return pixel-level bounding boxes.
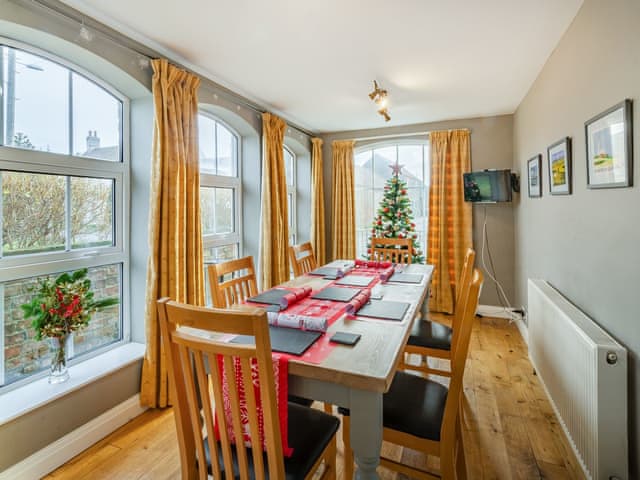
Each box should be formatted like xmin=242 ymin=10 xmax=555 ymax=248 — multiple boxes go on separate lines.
xmin=198 ymin=112 xmax=243 ymax=258
xmin=353 ymin=139 xmax=430 ymax=259
xmin=0 ymin=37 xmax=130 ymax=391
xmin=283 ymin=144 xmax=296 ymax=246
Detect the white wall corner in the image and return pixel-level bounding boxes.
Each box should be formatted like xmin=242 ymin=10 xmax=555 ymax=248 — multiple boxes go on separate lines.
xmin=0 ymin=395 xmax=147 ymax=480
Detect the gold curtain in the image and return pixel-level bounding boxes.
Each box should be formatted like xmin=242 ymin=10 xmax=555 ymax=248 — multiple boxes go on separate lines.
xmin=140 ymin=60 xmax=204 ymax=408
xmin=331 ymin=140 xmax=356 ymax=260
xmin=310 ymin=138 xmax=326 ymax=265
xmin=427 ymin=129 xmax=473 ymax=314
xmin=259 ymin=113 xmax=290 ymax=289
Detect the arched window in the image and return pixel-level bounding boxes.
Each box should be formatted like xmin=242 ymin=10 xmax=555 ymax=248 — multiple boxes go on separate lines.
xmin=0 ymin=40 xmax=128 ymax=388
xmin=283 ymin=145 xmax=296 ymax=245
xmin=354 ymin=141 xmax=430 ymax=258
xmin=198 ymin=113 xmax=241 ymax=303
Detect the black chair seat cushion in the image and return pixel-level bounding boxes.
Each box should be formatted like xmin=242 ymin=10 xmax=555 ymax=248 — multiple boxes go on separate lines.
xmin=204 ymin=402 xmax=339 ymax=479
xmin=287 ymin=395 xmax=314 ymax=408
xmin=338 ymin=372 xmax=448 ymax=442
xmin=407 ymin=319 xmax=452 ymax=351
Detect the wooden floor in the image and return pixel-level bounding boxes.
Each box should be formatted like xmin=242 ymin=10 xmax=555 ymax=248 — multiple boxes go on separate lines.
xmin=45 ymin=315 xmax=585 ymax=479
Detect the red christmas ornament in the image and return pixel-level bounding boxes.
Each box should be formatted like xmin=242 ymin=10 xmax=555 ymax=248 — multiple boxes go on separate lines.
xmin=383 ymin=207 xmax=390 ymax=213
xmin=401 ymin=189 xmax=407 ymax=195
xmin=411 ymin=222 xmax=416 ymax=228
xmin=377 ymin=220 xmax=382 ymax=225
xmin=398 ymin=233 xmax=404 ymax=238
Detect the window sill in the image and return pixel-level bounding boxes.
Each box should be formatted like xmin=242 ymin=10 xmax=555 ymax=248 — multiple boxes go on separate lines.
xmin=0 ymin=342 xmax=145 ymax=427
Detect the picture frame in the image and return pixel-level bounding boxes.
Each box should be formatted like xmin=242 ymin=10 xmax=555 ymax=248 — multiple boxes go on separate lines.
xmin=585 ymin=99 xmax=633 ymax=188
xmin=527 ymin=154 xmax=542 ymax=198
xmin=547 ymin=137 xmax=572 ymax=195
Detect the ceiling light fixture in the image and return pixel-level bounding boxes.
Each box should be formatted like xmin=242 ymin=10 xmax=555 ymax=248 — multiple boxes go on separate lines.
xmin=368 ymin=80 xmax=391 ymax=122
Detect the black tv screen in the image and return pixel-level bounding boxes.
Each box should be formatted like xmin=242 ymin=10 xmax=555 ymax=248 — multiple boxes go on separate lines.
xmin=463 ymin=170 xmax=512 ymax=203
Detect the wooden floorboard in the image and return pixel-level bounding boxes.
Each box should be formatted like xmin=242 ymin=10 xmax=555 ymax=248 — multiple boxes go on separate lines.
xmin=46 ymin=315 xmax=585 ymax=479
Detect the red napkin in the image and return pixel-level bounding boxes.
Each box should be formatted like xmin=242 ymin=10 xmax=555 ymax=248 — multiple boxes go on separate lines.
xmin=346 ymin=289 xmax=372 ymax=314
xmin=355 ymin=259 xmax=393 ymax=269
xmin=216 ymin=354 xmax=293 ymax=457
xmin=280 ymin=286 xmax=312 ymax=309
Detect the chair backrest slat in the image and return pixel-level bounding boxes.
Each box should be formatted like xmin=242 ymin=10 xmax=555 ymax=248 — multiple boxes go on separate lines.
xmin=208 ymin=256 xmax=258 ymax=308
xmin=157 ymin=299 xmax=286 ymax=479
xmin=289 ymin=242 xmax=317 ymax=277
xmin=451 ymin=248 xmax=476 ymax=353
xmin=440 ymin=269 xmax=483 ymax=444
xmin=371 ymin=237 xmax=413 ymax=265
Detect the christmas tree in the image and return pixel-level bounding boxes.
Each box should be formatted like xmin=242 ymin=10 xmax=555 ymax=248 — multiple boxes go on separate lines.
xmin=367 ymin=162 xmax=425 ymax=263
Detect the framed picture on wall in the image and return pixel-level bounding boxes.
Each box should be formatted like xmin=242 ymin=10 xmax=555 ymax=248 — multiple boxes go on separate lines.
xmin=585 ymin=99 xmax=633 ymax=188
xmin=527 ymin=154 xmax=542 ymax=198
xmin=547 ymin=137 xmax=572 ymax=195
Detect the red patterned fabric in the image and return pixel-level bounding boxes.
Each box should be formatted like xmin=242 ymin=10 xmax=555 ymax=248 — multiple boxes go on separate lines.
xmin=217 ymin=354 xmax=293 ymax=457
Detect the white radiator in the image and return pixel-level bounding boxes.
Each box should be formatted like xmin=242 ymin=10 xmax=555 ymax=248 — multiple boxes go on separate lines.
xmin=528 ymin=279 xmax=627 ymax=480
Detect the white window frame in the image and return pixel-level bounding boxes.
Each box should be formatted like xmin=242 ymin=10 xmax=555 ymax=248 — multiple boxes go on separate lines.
xmin=198 ymin=113 xmax=242 ymax=260
xmin=284 ymin=145 xmax=296 ymax=246
xmin=354 ymin=140 xmax=430 ymax=259
xmin=0 ymin=38 xmax=130 ymax=391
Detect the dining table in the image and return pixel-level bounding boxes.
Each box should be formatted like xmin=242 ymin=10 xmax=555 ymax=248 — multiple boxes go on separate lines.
xmin=278 ymin=259 xmax=434 ymax=480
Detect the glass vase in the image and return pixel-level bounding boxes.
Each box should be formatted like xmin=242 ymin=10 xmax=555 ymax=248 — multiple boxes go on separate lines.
xmin=49 ymin=335 xmax=71 ymax=384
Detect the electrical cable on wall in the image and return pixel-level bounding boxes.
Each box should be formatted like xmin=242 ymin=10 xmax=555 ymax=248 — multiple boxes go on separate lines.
xmin=480 ymin=206 xmax=518 ymax=321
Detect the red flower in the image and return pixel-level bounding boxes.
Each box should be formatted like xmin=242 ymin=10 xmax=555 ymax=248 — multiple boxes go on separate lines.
xmin=55 ymin=287 xmax=63 ymax=302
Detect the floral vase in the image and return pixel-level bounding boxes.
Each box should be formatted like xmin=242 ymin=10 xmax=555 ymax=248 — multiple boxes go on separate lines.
xmin=49 ymin=335 xmax=71 ymax=384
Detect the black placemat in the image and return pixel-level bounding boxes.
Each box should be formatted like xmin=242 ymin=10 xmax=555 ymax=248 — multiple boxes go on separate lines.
xmin=388 ymin=273 xmax=424 ymax=284
xmin=230 ymin=326 xmax=322 ymax=356
xmin=356 ymin=300 xmax=410 ymax=321
xmin=308 ymin=267 xmax=342 ymax=277
xmin=246 ymin=288 xmax=290 ymax=306
xmin=335 ymin=275 xmax=375 ymax=287
xmin=311 ymin=286 xmax=361 ymax=302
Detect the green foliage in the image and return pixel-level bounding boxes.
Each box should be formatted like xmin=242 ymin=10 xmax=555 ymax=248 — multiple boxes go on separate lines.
xmin=367 ymin=167 xmax=425 ymax=263
xmin=21 ymin=268 xmax=119 ymax=340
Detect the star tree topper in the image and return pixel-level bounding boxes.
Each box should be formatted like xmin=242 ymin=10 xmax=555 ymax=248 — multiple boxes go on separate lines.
xmin=389 ymin=162 xmax=404 ymax=175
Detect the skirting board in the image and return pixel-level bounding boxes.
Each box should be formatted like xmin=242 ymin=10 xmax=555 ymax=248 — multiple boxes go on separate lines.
xmin=477 ymin=304 xmax=528 ymax=345
xmin=0 ymin=395 xmax=147 ymax=480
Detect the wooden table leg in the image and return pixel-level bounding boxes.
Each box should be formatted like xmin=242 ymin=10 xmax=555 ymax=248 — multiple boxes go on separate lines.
xmin=349 ymin=389 xmax=383 ymax=480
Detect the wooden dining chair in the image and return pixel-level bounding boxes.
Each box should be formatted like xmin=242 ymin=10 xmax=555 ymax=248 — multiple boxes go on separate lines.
xmin=289 ymin=242 xmax=317 ymax=277
xmin=208 ymin=256 xmax=258 ymax=309
xmin=208 ymin=254 xmax=327 ymax=411
xmin=341 ymin=269 xmax=484 ymax=480
xmin=400 ymin=248 xmax=476 ymax=377
xmin=157 ymin=299 xmax=339 ymax=480
xmin=371 ymin=237 xmax=413 ymax=265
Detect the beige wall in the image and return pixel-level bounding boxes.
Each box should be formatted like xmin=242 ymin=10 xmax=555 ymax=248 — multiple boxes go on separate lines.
xmin=321 ymin=114 xmax=515 ymax=306
xmin=513 ymin=0 xmax=640 ymax=475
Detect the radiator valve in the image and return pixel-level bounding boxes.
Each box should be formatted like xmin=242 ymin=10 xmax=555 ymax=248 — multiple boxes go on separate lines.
xmin=606 ymin=352 xmax=618 ymax=365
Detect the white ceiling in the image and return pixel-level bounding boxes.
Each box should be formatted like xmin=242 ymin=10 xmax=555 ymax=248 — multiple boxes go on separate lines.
xmin=60 ymin=0 xmax=583 ymax=133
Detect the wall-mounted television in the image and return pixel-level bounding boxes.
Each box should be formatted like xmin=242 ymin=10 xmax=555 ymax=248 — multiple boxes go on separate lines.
xmin=463 ymin=169 xmax=513 ymax=203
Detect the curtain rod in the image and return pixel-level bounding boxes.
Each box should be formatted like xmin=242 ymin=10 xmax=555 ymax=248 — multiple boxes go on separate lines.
xmin=352 ymin=128 xmax=470 ymax=143
xmin=26 ymin=0 xmax=316 ymax=139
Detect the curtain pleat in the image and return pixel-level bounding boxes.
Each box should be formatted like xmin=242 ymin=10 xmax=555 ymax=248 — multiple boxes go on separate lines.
xmin=259 ymin=113 xmax=290 ymax=289
xmin=310 ymin=138 xmax=326 ymax=265
xmin=331 ymin=140 xmax=356 ymax=260
xmin=427 ymin=129 xmax=473 ymax=314
xmin=140 ymin=59 xmax=204 ymax=408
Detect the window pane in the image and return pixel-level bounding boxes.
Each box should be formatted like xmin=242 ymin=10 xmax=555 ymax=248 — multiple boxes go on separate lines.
xmin=216 ymin=123 xmax=236 ymax=177
xmin=284 ymin=148 xmax=294 ymax=186
xmin=71 ymin=177 xmax=114 ymax=249
xmin=3 ymin=47 xmax=69 ymax=154
xmin=2 ymin=171 xmax=65 ymax=256
xmin=288 ymin=193 xmax=293 ymax=230
xmin=71 ymin=264 xmax=121 ymax=356
xmin=355 ymin=150 xmax=373 ymax=188
xmin=72 ymin=73 xmax=121 ymax=161
xmin=398 ymin=145 xmax=424 ymax=187
xmin=2 ymin=264 xmax=122 ymax=386
xmin=215 ymin=188 xmax=234 ymax=234
xmin=204 ymin=244 xmax=238 ymax=264
xmin=198 ymin=115 xmax=216 ymax=173
xmin=200 ymin=187 xmax=215 ymax=235
xmin=373 ymin=146 xmax=397 ymax=188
